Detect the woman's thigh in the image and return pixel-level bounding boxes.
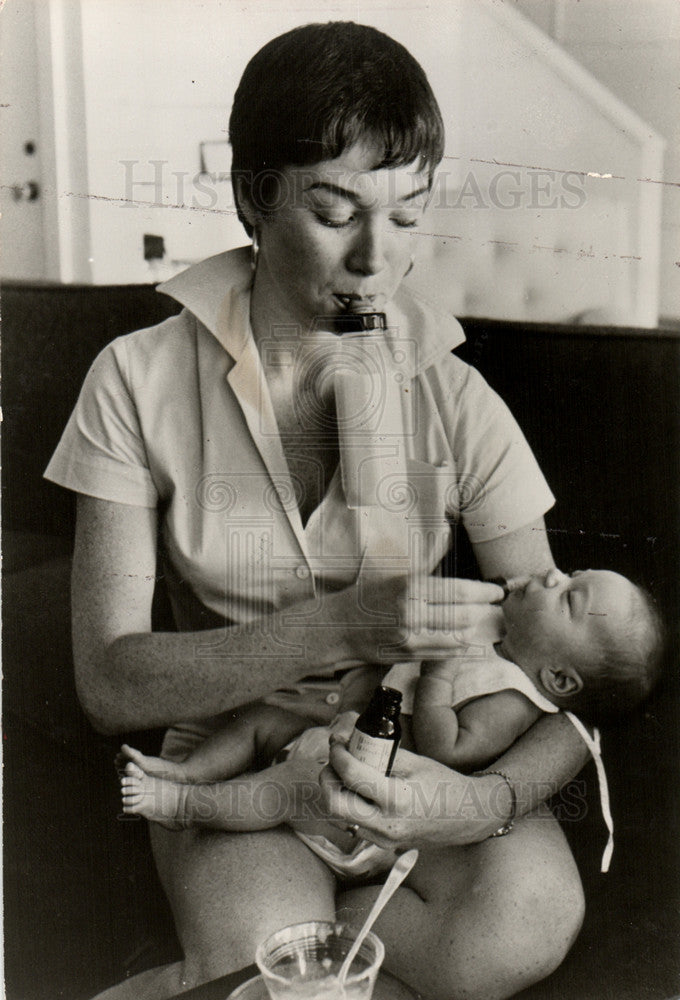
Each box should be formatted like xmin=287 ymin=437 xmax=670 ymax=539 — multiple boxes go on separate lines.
xmin=151 ymin=824 xmax=336 ymax=984
xmin=339 ymin=812 xmax=585 ymax=1000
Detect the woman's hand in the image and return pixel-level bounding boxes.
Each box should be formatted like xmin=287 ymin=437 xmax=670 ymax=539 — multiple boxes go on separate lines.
xmin=318 ymin=713 xmax=511 ymax=849
xmin=248 ymin=755 xmax=358 ymax=850
xmin=328 ymin=575 xmax=505 ymax=665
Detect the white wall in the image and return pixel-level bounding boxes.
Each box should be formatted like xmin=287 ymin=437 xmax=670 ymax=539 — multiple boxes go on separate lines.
xmin=78 ymin=0 xmax=471 ymax=284
xmin=512 ymin=0 xmax=680 ymax=319
xmin=33 ymin=0 xmax=672 ymax=325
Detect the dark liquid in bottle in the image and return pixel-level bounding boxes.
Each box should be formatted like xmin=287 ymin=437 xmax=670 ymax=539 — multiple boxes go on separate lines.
xmin=348 ymin=686 xmax=402 ymax=776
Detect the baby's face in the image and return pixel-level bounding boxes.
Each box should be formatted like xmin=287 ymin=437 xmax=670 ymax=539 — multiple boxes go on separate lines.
xmin=501 ymin=569 xmax=637 ymax=674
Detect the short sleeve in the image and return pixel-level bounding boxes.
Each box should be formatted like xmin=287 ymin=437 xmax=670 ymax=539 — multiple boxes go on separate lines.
xmin=448 ymin=364 xmax=554 ymax=544
xmin=44 ymin=338 xmax=158 ymax=508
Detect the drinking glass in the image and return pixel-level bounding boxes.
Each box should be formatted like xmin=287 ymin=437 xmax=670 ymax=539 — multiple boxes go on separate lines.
xmin=255 ymin=920 xmax=384 ymax=999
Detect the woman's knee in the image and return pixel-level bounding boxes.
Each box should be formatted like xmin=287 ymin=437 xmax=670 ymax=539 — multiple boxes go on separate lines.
xmin=429 ymin=872 xmax=584 ymax=1000
xmin=414 ymin=822 xmax=585 ymax=1000
xmin=460 ymin=827 xmax=585 ymax=999
xmin=508 ymin=849 xmax=585 ymax=981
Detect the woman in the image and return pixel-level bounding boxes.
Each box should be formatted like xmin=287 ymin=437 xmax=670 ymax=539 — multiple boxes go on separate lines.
xmin=46 ymin=22 xmax=588 ymax=1000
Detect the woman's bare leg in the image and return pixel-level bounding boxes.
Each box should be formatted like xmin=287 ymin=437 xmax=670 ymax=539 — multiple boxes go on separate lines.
xmin=151 ymin=823 xmax=336 ymax=989
xmin=90 ymin=962 xmax=186 ymax=1000
xmin=339 ymin=813 xmax=584 ymax=1000
xmin=89 ymin=824 xmax=335 ymax=1000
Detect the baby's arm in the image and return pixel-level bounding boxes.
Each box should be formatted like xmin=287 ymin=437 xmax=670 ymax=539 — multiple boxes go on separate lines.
xmin=413 ymin=661 xmax=543 ymax=772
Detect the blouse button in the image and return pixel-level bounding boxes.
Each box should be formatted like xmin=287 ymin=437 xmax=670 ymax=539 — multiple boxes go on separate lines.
xmin=295 ymin=565 xmax=311 ymax=580
xmin=325 ymin=691 xmax=341 ymax=705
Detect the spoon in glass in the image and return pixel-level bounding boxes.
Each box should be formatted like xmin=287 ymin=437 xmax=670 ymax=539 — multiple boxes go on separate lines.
xmin=337 ymin=848 xmax=419 ymax=988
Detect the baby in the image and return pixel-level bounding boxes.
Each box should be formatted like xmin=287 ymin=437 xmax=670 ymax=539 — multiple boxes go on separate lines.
xmin=121 ymin=568 xmax=663 ymax=860
xmin=408 ymin=566 xmax=664 ymax=769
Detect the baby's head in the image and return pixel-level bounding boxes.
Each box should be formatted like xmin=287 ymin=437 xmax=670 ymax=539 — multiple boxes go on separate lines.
xmin=500 ymin=569 xmax=664 ymax=723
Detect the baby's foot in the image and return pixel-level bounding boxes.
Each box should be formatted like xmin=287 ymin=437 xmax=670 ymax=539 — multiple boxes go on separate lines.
xmin=120 ymin=761 xmax=191 ymax=831
xmin=119 ymin=744 xmax=191 ymax=783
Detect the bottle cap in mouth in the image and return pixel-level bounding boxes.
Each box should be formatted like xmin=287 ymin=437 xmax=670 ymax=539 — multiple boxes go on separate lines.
xmin=315 ymin=312 xmax=387 ymax=334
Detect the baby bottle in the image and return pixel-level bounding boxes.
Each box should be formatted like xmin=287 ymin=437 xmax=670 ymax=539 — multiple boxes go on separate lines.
xmin=333 ymin=314 xmax=409 ymax=510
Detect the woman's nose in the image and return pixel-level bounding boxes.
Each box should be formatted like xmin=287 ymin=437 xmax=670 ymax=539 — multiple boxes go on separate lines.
xmin=346 ymin=219 xmax=387 ymax=276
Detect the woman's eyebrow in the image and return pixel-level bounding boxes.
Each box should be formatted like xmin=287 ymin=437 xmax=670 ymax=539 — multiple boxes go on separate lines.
xmin=401 ymin=184 xmax=431 ymax=202
xmin=303 ymin=181 xmax=361 ymax=203
xmin=303 ymin=180 xmax=431 ymax=203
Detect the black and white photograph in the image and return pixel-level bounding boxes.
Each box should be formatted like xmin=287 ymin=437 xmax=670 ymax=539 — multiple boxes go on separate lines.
xmin=2 ymin=2 xmax=679 ymax=998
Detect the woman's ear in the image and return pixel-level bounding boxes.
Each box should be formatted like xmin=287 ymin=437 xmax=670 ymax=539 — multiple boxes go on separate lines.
xmin=539 ymin=664 xmax=584 ymax=700
xmin=233 ymin=174 xmax=258 ymax=233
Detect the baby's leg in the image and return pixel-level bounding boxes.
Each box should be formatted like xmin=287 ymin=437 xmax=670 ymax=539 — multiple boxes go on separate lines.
xmin=121 ymin=758 xmax=304 ymax=833
xmin=121 ymin=704 xmax=310 ymax=786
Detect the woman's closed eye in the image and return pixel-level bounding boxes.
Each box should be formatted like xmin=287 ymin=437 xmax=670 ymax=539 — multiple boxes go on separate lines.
xmin=313 ymin=212 xmax=421 ymax=230
xmin=390 ymin=214 xmax=420 ymax=229
xmin=314 ymin=212 xmax=355 ymax=229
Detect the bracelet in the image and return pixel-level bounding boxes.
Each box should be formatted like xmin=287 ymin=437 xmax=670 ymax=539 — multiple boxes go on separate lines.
xmin=478 ymin=770 xmax=517 ymax=838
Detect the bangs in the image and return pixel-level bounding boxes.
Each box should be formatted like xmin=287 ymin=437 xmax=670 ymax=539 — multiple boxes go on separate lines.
xmin=297 ymin=28 xmax=445 ymax=176
xmin=316 ymin=107 xmax=444 ymax=178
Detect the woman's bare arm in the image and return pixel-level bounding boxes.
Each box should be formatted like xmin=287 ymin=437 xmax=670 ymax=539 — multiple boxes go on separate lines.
xmin=72 ymin=496 xmax=506 ymax=734
xmin=72 ymin=496 xmax=352 ymax=733
xmin=473 ymin=516 xmax=555 ymax=580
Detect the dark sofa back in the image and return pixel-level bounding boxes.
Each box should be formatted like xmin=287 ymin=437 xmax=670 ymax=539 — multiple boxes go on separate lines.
xmin=3 ymin=281 xmax=679 ymax=1000
xmin=457 ymin=319 xmax=679 ymax=599
xmin=2 ymin=282 xmax=182 ymax=537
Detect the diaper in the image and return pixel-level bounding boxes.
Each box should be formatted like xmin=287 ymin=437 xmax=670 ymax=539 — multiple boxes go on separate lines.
xmin=286 ymin=726 xmax=398 ymax=880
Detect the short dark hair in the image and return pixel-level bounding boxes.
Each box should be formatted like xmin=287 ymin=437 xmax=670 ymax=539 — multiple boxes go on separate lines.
xmin=563 ymin=586 xmax=665 ymax=726
xmin=229 ymin=21 xmax=445 ymax=235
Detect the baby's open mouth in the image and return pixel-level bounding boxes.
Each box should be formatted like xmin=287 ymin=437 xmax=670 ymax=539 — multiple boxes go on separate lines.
xmin=503 ymin=576 xmax=532 ymax=599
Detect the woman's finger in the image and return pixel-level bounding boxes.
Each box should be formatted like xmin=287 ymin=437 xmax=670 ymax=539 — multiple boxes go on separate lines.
xmin=325 ymin=740 xmax=417 ymax=812
xmin=318 ymin=763 xmax=384 ymax=827
xmin=329 ymin=711 xmax=358 ymax=745
xmin=418 ymin=602 xmax=504 ymax=633
xmin=414 ymin=577 xmax=505 ymax=605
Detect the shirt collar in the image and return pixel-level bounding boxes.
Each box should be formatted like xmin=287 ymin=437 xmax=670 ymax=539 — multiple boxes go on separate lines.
xmin=157 ymin=247 xmax=466 ymax=375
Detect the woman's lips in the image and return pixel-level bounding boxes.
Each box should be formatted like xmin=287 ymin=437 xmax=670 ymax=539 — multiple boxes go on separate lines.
xmin=333 ymin=293 xmax=380 ymax=313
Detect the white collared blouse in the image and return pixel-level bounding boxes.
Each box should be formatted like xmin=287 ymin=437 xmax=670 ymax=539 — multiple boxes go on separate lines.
xmin=46 ymin=247 xmax=554 ymax=632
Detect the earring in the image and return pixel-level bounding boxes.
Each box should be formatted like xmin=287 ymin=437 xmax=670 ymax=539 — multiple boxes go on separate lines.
xmin=404 ymin=255 xmax=415 ymax=278
xmin=251 ymin=229 xmax=260 ymax=273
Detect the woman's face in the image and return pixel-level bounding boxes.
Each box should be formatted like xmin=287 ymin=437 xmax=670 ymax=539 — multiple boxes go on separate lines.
xmin=249 ymin=141 xmax=432 ymax=331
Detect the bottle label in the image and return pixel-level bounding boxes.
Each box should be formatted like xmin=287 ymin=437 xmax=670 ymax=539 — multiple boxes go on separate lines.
xmin=348 ymin=729 xmax=398 ymax=775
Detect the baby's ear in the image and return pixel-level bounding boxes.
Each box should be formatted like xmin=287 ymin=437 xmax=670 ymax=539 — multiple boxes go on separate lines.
xmin=539 ymin=664 xmax=583 ymax=700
